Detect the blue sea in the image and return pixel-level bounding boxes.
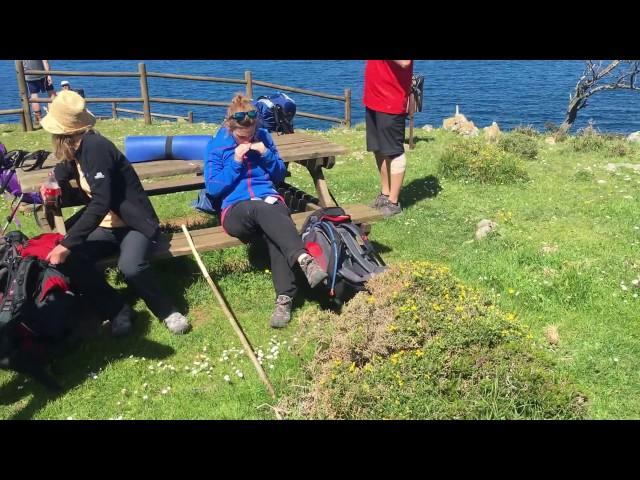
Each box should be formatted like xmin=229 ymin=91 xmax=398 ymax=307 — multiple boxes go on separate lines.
xmin=1 ymin=60 xmax=639 ymax=134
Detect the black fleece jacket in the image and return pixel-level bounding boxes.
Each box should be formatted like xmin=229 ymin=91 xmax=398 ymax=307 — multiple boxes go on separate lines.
xmin=54 ymin=131 xmax=160 ymax=249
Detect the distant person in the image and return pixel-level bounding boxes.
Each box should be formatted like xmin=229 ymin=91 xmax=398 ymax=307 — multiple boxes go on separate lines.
xmin=22 ymin=60 xmax=57 ymax=126
xmin=60 ymin=80 xmax=85 ymax=98
xmin=363 ymin=60 xmax=413 ymax=217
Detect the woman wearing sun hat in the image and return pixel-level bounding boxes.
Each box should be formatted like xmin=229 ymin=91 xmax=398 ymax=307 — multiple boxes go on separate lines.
xmin=39 ymin=90 xmax=190 ymax=336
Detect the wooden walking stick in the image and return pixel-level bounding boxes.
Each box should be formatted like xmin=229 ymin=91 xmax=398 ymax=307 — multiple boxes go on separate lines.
xmin=181 ymin=225 xmax=282 ymax=416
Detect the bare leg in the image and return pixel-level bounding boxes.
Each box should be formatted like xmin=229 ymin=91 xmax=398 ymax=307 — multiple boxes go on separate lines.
xmin=375 ymin=152 xmax=391 ymax=196
xmin=31 ymin=93 xmax=41 ymax=122
xmin=389 ymin=171 xmax=406 ymax=204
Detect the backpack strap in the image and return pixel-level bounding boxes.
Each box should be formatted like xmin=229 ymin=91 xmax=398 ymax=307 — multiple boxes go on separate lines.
xmin=335 ymin=223 xmax=385 ymax=273
xmin=20 ymin=150 xmax=50 ymax=172
xmin=317 ymin=221 xmax=342 ymax=296
xmin=0 ymin=253 xmax=34 ymax=331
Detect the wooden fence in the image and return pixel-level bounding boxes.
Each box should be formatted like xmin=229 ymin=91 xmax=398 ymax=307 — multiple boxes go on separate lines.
xmin=14 ymin=61 xmax=352 ymax=132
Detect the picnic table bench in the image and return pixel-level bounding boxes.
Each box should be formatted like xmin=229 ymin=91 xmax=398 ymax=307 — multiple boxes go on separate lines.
xmin=16 ymin=132 xmax=383 ymax=262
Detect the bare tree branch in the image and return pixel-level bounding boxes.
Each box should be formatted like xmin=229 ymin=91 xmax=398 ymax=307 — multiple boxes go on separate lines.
xmin=558 ymin=60 xmax=639 ymax=135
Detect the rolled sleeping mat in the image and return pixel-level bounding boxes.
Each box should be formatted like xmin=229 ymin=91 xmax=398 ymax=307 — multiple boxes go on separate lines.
xmin=124 ymin=135 xmax=213 ymax=163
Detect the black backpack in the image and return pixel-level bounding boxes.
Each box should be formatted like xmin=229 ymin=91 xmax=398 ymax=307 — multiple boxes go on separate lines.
xmin=411 ymin=74 xmax=425 ymax=112
xmin=300 ymin=207 xmax=387 ymax=305
xmin=0 ymin=231 xmax=77 ymax=389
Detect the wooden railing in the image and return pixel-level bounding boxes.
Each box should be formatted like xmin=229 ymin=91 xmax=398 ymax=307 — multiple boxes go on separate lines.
xmin=0 ymin=108 xmax=26 ymax=131
xmin=15 ymin=61 xmax=352 ymax=132
xmin=112 ymin=105 xmax=193 ymax=123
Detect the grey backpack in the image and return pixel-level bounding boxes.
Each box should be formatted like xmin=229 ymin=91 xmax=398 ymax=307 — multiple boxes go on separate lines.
xmin=300 ymin=207 xmax=387 ymax=304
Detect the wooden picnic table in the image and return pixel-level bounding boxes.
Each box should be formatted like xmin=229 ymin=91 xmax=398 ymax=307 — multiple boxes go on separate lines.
xmin=15 ymin=132 xmax=383 ymax=262
xmin=16 ymin=132 xmax=349 ymax=209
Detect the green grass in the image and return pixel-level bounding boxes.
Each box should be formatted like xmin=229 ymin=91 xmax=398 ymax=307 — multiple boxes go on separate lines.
xmin=1 ymin=120 xmax=640 ymax=419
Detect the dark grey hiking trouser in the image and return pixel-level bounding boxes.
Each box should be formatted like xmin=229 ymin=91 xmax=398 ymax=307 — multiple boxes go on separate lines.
xmin=62 ymin=227 xmax=177 ymax=321
xmin=222 ymin=200 xmax=306 ymax=299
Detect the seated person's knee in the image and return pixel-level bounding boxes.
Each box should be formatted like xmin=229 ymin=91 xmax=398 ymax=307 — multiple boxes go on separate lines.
xmin=117 ymin=260 xmax=146 ymax=280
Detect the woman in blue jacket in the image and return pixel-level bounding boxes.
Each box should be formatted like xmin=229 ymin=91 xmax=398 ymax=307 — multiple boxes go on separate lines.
xmin=204 ymin=94 xmax=327 ymax=328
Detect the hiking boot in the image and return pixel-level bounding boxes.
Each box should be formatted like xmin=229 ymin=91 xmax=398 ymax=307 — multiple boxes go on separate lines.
xmin=111 ymin=305 xmax=134 ymax=337
xmin=370 ymin=192 xmax=389 ymax=209
xmin=270 ymin=295 xmax=293 ymax=328
xmin=380 ymin=200 xmax=402 ymax=218
xmin=163 ymin=312 xmax=191 ymax=334
xmin=299 ymin=254 xmax=328 ymax=288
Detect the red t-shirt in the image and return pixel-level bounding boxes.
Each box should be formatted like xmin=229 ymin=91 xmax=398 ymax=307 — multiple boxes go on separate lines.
xmin=363 ymin=60 xmax=414 ymax=114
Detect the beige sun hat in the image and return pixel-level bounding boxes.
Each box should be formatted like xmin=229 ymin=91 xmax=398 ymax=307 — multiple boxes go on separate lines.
xmin=40 ymin=90 xmax=96 ymax=134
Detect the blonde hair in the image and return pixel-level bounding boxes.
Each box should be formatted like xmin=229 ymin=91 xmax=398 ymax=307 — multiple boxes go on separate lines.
xmin=52 ymin=128 xmax=95 ymax=162
xmin=224 ymin=93 xmax=258 ymax=131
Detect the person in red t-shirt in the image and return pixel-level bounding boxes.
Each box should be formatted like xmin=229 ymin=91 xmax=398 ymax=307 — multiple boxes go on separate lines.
xmin=363 ymin=60 xmax=413 ymax=217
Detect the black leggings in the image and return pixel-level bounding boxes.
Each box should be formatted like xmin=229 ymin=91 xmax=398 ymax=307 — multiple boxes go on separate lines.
xmin=60 ymin=227 xmax=177 ymax=321
xmin=223 ymin=201 xmax=306 ymax=298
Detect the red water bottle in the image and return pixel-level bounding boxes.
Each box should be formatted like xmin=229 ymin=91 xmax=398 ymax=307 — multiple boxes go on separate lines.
xmin=43 ymin=172 xmax=61 ymax=207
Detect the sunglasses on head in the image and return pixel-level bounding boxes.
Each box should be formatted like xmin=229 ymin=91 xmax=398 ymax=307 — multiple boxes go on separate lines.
xmin=229 ymin=110 xmax=258 ymax=122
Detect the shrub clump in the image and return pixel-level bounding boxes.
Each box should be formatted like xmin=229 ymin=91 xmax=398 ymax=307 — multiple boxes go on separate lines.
xmin=573 ymin=168 xmax=595 ymax=182
xmin=438 ymin=139 xmax=530 ymax=184
xmin=498 ymin=132 xmax=539 ymax=160
xmin=571 ymin=131 xmax=608 ymax=153
xmin=282 ymin=261 xmax=585 ymax=419
xmin=571 ymin=130 xmax=632 ymax=157
xmin=512 ymin=125 xmax=539 ymax=137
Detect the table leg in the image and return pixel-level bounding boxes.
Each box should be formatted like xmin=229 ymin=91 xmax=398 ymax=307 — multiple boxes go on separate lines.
xmin=306 ymin=157 xmax=337 ymax=208
xmin=44 ymin=204 xmax=66 ymax=235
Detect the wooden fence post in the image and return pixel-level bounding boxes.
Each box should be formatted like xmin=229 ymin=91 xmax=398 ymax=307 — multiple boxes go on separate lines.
xmin=15 ymin=60 xmax=33 ymax=132
xmin=112 ymin=102 xmax=118 ymax=119
xmin=245 ymin=71 xmax=253 ymax=98
xmin=138 ymin=62 xmax=151 ymax=125
xmin=344 ymin=88 xmax=351 ymax=128
xmin=187 ymin=111 xmax=193 ymax=123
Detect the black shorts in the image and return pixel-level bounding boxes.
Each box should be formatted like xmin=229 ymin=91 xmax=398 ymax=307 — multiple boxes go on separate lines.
xmin=27 ymin=78 xmax=54 ymax=95
xmin=365 ymin=107 xmax=406 ymax=158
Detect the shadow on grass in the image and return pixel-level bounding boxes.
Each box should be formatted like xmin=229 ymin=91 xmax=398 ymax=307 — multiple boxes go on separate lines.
xmin=149 ymin=228 xmax=393 ymax=323
xmin=370 ymin=240 xmax=392 ymax=255
xmin=0 ymin=309 xmax=175 ymax=420
xmin=401 ymin=174 xmax=442 ymax=210
xmin=406 ymin=135 xmax=435 ymax=146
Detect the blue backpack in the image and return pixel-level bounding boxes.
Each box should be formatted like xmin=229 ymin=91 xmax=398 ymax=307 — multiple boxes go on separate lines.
xmin=254 ymin=93 xmax=296 ymax=134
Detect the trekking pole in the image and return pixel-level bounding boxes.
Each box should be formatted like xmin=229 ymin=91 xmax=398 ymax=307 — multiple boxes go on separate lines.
xmin=181 ymin=225 xmax=282 ymax=416
xmin=2 ymin=193 xmax=24 ymax=235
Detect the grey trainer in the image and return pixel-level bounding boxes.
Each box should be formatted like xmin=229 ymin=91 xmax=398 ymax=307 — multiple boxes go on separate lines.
xmin=370 ymin=192 xmax=389 ymax=209
xmin=163 ymin=312 xmax=191 ymax=334
xmin=299 ymin=254 xmax=328 ymax=288
xmin=111 ymin=305 xmax=133 ymax=337
xmin=380 ymin=200 xmax=402 ymax=218
xmin=270 ymin=295 xmax=293 ymax=328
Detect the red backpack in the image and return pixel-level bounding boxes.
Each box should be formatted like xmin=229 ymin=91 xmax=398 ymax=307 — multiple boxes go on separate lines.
xmin=0 ymin=232 xmax=75 ymax=390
